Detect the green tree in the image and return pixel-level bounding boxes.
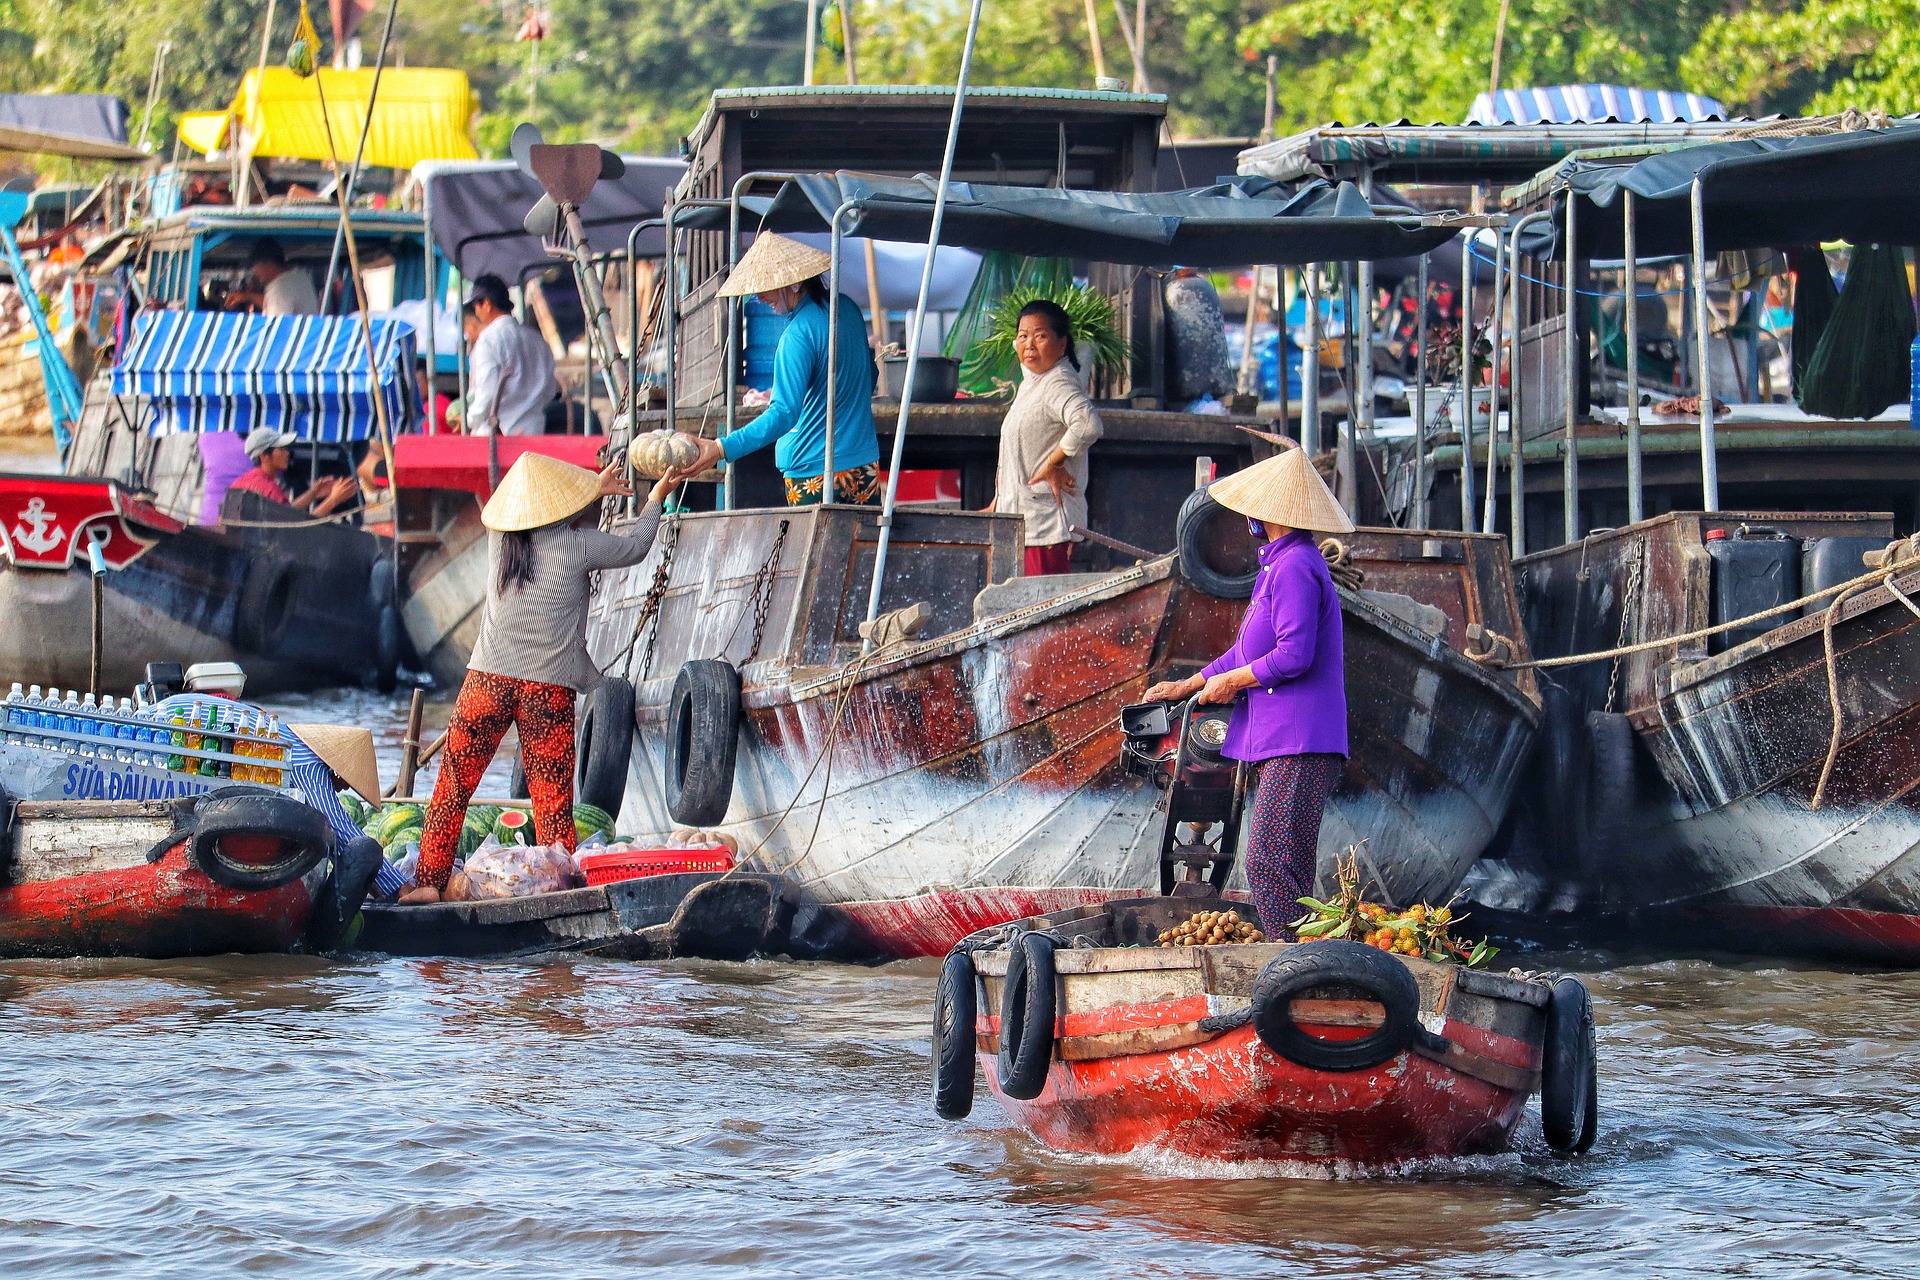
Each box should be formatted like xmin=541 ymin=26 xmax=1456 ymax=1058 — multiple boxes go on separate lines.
xmin=1239 ymin=0 xmax=1735 ymax=131
xmin=1682 ymin=0 xmax=1920 ymax=117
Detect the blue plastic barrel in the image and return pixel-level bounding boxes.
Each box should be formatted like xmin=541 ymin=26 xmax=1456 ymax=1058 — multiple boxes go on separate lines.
xmin=743 ymin=298 xmax=793 ymax=391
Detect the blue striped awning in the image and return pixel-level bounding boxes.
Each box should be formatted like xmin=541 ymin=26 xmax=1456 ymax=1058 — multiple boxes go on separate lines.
xmin=111 ymin=311 xmax=417 ymax=441
xmin=1466 ymin=86 xmax=1727 ymax=127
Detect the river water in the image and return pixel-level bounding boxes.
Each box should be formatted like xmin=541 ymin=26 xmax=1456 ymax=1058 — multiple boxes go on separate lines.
xmin=4 ymin=690 xmax=1918 ymax=1277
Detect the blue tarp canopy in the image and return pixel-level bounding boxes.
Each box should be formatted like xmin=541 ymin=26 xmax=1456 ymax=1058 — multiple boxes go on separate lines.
xmin=112 ymin=312 xmax=417 ymax=441
xmin=1516 ymin=125 xmax=1920 ymax=259
xmin=689 ymin=173 xmax=1453 ymax=267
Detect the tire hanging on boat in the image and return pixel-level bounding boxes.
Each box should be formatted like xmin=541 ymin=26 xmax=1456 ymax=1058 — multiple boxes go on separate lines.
xmin=667 ymin=660 xmax=741 ymax=827
xmin=1540 ymin=976 xmax=1599 ymax=1153
xmin=233 ymin=558 xmax=297 ymax=655
xmin=1174 ymin=486 xmax=1260 ymax=599
xmin=1581 ymin=711 xmax=1639 ymax=870
xmin=932 ymin=950 xmax=979 ymax=1119
xmin=186 ymin=788 xmax=332 ymax=891
xmin=996 ymin=931 xmax=1058 ymax=1100
xmin=575 ymin=677 xmax=636 ymax=816
xmin=1249 ymin=939 xmax=1422 ymax=1073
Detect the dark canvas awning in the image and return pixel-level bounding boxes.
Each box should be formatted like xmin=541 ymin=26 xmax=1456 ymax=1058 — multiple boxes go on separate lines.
xmin=1515 ymin=125 xmax=1920 ymax=259
xmin=415 ymin=155 xmax=687 ymax=282
xmin=0 ymin=93 xmax=142 ymax=160
xmin=696 ymin=173 xmax=1453 ymax=266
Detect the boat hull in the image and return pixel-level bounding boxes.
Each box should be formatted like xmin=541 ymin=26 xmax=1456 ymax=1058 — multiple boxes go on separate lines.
xmin=0 ymin=844 xmax=316 ymax=958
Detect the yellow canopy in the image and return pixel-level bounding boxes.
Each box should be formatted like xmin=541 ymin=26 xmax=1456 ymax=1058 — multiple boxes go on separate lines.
xmin=178 ymin=67 xmax=479 ymax=169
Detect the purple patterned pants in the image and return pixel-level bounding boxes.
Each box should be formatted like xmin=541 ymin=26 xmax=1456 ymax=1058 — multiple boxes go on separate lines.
xmin=1243 ymin=753 xmax=1345 ymax=937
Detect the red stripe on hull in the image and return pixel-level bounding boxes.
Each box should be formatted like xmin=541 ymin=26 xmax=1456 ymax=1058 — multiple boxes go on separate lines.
xmin=1670 ymin=903 xmax=1920 ymax=966
xmin=982 ymin=1024 xmax=1531 ymax=1165
xmin=0 ymin=848 xmax=314 ymax=958
xmin=837 ymin=886 xmax=1253 ymax=958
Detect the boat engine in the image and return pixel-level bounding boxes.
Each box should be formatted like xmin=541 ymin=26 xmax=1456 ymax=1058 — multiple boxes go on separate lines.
xmin=1120 ymin=698 xmax=1249 ymax=894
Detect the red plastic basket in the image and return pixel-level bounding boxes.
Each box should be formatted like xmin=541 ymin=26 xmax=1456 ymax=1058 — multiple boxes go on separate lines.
xmin=577 ymin=846 xmax=735 ymax=886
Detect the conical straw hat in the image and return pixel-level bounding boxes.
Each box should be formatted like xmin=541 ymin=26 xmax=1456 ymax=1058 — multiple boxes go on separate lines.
xmin=481 ymin=451 xmax=602 ymax=532
xmin=717 ymin=232 xmax=833 ymax=298
xmin=1207 ymin=447 xmax=1355 ymax=534
xmin=288 ymin=723 xmax=382 ymax=803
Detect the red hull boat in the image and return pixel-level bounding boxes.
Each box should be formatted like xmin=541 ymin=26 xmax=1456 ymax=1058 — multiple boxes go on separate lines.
xmin=0 ymin=793 xmax=357 ymax=959
xmin=936 ymin=896 xmax=1598 ymax=1167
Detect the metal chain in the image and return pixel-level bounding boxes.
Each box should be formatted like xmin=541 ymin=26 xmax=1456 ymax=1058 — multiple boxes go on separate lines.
xmin=604 ymin=513 xmax=678 ymax=682
xmin=1605 ymin=541 xmax=1644 ymax=713
xmin=746 ymin=518 xmax=790 ymax=663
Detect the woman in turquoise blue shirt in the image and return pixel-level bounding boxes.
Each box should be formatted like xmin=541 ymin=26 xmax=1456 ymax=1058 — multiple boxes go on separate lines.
xmin=682 ymin=233 xmax=880 ymax=505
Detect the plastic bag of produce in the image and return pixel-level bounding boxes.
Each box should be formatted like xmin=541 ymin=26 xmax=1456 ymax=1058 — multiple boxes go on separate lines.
xmin=448 ymin=839 xmax=583 ymax=901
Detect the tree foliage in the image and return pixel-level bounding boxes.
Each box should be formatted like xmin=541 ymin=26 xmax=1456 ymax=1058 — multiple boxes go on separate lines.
xmin=1681 ymin=0 xmax=1920 ymax=117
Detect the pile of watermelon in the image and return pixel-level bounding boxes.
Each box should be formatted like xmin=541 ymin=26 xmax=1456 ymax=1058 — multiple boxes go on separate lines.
xmin=353 ymin=799 xmax=618 ymax=862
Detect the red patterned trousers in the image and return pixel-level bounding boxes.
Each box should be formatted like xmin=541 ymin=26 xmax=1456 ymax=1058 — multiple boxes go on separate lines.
xmin=417 ymin=670 xmax=577 ymax=890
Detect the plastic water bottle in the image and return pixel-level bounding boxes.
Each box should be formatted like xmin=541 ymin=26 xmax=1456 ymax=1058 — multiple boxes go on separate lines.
xmin=60 ymin=690 xmax=81 ymax=735
xmin=22 ymin=684 xmax=44 ymax=746
xmin=4 ymin=681 xmax=20 ymax=746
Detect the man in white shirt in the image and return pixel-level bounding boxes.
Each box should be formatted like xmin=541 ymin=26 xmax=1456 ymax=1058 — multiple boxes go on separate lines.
xmin=461 ymin=274 xmax=557 ymax=436
xmin=238 ymin=239 xmax=320 ymax=316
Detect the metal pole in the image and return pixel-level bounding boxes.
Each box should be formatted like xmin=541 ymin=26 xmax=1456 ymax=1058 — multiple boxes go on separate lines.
xmin=1339 ymin=264 xmax=1358 ymax=518
xmin=1302 ymin=266 xmax=1320 ymax=455
xmin=1413 ymin=253 xmax=1428 ymax=528
xmin=826 ymin=201 xmax=858 ymax=497
xmin=804 ymin=0 xmax=819 ymax=85
xmin=1623 ymin=188 xmax=1643 ymax=524
xmin=1275 ymin=267 xmax=1289 ymax=436
xmin=1509 ymin=209 xmax=1552 ymax=558
xmin=1562 ymin=190 xmax=1579 ymax=545
xmin=421 ymin=180 xmax=436 ymax=421
xmin=864 ymin=11 xmax=984 ymax=641
xmin=323 ymin=0 xmax=401 ymax=308
xmin=1483 ymin=226 xmax=1503 ymax=535
xmin=1691 ymin=177 xmax=1719 ymax=512
xmin=663 ymin=198 xmax=677 ymax=448
xmin=1458 ymin=230 xmax=1477 ymax=532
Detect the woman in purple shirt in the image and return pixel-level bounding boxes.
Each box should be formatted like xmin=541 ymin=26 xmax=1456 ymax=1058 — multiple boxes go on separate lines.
xmin=1145 ymin=447 xmax=1353 ymax=936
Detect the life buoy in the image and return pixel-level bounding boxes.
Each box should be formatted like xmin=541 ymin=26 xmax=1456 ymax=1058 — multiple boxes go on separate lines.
xmin=1541 ymin=976 xmax=1599 ymax=1153
xmin=233 ymin=559 xmax=296 ymax=655
xmin=1250 ymin=939 xmax=1423 ymax=1072
xmin=667 ymin=660 xmax=741 ymax=826
xmin=932 ymin=950 xmax=979 ymax=1119
xmin=1174 ymin=486 xmax=1261 ymax=599
xmin=575 ymin=677 xmax=636 ymax=815
xmin=186 ymin=786 xmax=331 ymax=891
xmin=995 ymin=931 xmax=1058 ymax=1100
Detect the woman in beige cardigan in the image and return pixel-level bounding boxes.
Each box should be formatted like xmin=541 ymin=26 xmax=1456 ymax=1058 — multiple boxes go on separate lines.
xmin=990 ymin=300 xmax=1104 ymax=576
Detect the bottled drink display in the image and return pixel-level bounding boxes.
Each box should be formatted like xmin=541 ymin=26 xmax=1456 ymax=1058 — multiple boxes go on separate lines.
xmin=1 ymin=683 xmax=289 ymax=787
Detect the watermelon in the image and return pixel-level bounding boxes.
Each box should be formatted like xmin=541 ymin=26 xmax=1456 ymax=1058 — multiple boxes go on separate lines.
xmin=493 ymin=809 xmax=532 ymax=844
xmin=573 ymin=803 xmax=615 ymax=843
xmin=372 ymin=804 xmax=425 ymax=843
xmin=459 ymin=805 xmax=503 ymax=856
xmin=340 ymin=793 xmax=372 ymax=826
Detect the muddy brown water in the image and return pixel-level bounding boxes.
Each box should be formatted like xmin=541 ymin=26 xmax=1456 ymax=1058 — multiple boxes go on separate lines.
xmin=3 ymin=689 xmax=1917 ymax=1276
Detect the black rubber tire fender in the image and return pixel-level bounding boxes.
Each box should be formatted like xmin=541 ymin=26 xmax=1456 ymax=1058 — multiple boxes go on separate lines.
xmin=932 ymin=950 xmax=980 ymax=1119
xmin=373 ymin=604 xmax=402 ymax=695
xmin=1174 ymin=485 xmax=1262 ymax=600
xmin=1250 ymin=939 xmax=1423 ymax=1073
xmin=233 ymin=558 xmax=297 ymax=655
xmin=308 ymin=834 xmax=383 ymax=951
xmin=996 ymin=931 xmax=1058 ymax=1101
xmin=667 ymin=659 xmax=741 ymax=827
xmin=187 ymin=787 xmax=331 ymax=891
xmin=1541 ymin=976 xmax=1599 ymax=1153
xmin=1581 ymin=711 xmax=1639 ymax=864
xmin=575 ymin=677 xmax=636 ymax=817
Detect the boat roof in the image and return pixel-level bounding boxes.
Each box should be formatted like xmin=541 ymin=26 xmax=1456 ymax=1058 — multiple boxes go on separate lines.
xmin=413 ymin=155 xmax=687 ymax=280
xmin=146 ymin=205 xmax=425 ymax=237
xmin=699 ymin=172 xmax=1453 ymax=267
xmin=0 ymin=92 xmax=144 ymax=162
xmin=1506 ymin=122 xmax=1920 ymax=258
xmin=179 ymin=67 xmax=479 ymax=171
xmin=1236 ymin=120 xmax=1788 ymax=187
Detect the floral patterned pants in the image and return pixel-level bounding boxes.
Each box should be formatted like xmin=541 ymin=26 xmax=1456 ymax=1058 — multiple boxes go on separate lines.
xmin=417 ymin=670 xmax=577 ymax=891
xmin=1243 ymin=753 xmax=1345 ymax=938
xmin=784 ymin=462 xmax=881 ymax=506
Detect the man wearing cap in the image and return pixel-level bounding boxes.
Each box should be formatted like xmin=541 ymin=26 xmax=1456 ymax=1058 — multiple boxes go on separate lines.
xmin=461 ymin=274 xmax=557 ymax=437
xmin=679 ymin=233 xmax=880 ymax=506
xmin=1143 ymin=447 xmax=1352 ymax=940
xmin=226 ymin=427 xmax=359 ymax=516
xmin=227 ymin=238 xmax=320 ymax=316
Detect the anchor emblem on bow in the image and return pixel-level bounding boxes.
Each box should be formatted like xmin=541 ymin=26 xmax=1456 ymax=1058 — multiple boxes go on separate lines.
xmin=12 ymin=497 xmax=67 ymax=556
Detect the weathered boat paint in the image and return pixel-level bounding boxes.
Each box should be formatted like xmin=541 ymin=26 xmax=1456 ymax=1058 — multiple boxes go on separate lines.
xmin=586 ymin=507 xmax=1541 ymax=958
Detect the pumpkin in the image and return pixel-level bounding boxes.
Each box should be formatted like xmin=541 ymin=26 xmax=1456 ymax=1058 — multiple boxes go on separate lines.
xmin=628 ymin=429 xmax=700 ymax=478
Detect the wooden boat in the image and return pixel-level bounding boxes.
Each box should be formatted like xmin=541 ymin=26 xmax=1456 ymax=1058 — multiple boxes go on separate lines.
xmin=0 ymin=791 xmax=365 ymax=958
xmin=582 ymin=506 xmax=1540 ymax=959
xmin=933 ymin=894 xmax=1597 ymax=1164
xmin=354 ymin=870 xmax=794 ymax=960
xmin=1479 ymin=510 xmax=1920 ymax=963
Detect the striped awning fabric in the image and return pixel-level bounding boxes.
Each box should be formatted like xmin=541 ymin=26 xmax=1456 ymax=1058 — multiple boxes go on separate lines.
xmin=111 ymin=311 xmax=417 ymax=441
xmin=1467 ymin=86 xmax=1726 ymax=127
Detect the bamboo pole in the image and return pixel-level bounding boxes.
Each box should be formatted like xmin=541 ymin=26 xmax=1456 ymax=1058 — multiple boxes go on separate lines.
xmin=1082 ymin=0 xmax=1108 ymax=80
